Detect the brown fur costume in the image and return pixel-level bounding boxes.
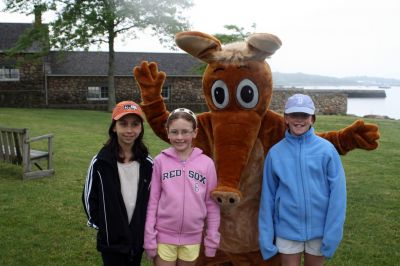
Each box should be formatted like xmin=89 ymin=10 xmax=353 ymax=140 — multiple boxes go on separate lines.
xmin=133 ymin=31 xmax=379 ymax=266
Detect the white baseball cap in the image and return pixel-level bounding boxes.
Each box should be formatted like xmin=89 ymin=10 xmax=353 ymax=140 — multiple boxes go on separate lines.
xmin=284 ymin=94 xmax=315 ymax=115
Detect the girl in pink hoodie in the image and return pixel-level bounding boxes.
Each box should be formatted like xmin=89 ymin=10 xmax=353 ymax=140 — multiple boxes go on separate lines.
xmin=144 ymin=108 xmax=220 ymax=266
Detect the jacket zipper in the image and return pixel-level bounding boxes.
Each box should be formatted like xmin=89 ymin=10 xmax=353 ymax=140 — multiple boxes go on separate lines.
xmin=98 ymin=170 xmax=110 ymax=246
xmin=179 ymin=161 xmax=186 ymax=240
xmin=299 ymin=137 xmax=308 ymax=239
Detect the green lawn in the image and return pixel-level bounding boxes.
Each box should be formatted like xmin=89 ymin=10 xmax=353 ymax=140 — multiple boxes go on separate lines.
xmin=0 ymin=108 xmax=399 ymax=265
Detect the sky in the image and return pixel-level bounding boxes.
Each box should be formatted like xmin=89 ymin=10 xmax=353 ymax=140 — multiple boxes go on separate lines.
xmin=1 ymin=0 xmax=399 ymax=79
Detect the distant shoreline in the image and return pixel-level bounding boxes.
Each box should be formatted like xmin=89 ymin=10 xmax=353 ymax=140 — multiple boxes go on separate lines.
xmin=306 ymin=89 xmax=386 ymax=98
xmin=274 ymin=86 xmax=387 ymax=98
xmin=347 ymin=113 xmax=397 ymax=120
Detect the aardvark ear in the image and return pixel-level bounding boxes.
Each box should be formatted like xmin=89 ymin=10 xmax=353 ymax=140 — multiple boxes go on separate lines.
xmin=246 ymin=33 xmax=282 ymax=61
xmin=175 ymin=31 xmax=222 ymax=63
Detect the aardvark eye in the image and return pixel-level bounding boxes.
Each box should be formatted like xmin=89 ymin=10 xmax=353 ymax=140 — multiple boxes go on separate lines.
xmin=236 ymin=79 xmax=259 ymax=109
xmin=211 ymin=80 xmax=229 ymax=109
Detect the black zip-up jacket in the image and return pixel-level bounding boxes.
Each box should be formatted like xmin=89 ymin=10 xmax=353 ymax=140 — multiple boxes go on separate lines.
xmin=82 ymin=146 xmax=153 ymax=255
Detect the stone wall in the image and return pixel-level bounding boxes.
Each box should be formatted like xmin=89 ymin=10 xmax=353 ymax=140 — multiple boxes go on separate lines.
xmin=163 ymin=76 xmax=207 ymax=112
xmin=0 ymin=55 xmax=45 ymax=107
xmin=47 ymin=76 xmax=139 ymax=109
xmin=46 ymin=75 xmax=206 ymax=111
xmin=2 ymin=72 xmax=347 ymax=115
xmin=163 ymin=79 xmax=347 ymax=115
xmin=270 ymin=88 xmax=347 ymax=115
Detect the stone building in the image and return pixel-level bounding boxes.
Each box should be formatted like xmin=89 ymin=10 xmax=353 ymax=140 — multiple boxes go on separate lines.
xmin=0 ymin=22 xmax=206 ymax=111
xmin=0 ymin=22 xmax=346 ymax=114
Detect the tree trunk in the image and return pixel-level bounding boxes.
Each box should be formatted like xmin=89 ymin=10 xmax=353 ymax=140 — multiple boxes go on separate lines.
xmin=107 ymin=31 xmax=116 ymax=112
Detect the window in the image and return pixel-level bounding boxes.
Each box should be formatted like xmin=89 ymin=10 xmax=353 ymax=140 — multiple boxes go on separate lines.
xmin=162 ymin=85 xmax=170 ymax=100
xmin=87 ymin=86 xmax=108 ymax=100
xmin=0 ymin=67 xmax=20 ymax=81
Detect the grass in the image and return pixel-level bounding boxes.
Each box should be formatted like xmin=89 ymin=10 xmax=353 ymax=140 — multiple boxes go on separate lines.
xmin=0 ymin=108 xmax=399 ymax=265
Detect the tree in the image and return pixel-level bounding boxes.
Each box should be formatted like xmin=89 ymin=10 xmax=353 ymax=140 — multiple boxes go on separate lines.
xmin=52 ymin=0 xmax=193 ymax=111
xmin=3 ymin=0 xmax=193 ymax=111
xmin=195 ymin=24 xmax=258 ymax=74
xmin=214 ymin=24 xmax=257 ymax=44
xmin=3 ymin=2 xmax=54 ymax=62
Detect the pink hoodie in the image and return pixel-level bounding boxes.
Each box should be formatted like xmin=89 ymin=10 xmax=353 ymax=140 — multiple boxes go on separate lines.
xmin=144 ymin=147 xmax=220 ymax=257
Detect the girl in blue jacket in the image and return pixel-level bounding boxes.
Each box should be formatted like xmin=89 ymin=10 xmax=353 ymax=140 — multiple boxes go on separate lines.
xmin=259 ymin=94 xmax=346 ymax=266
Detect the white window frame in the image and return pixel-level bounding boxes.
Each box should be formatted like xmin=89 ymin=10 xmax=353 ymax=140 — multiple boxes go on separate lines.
xmin=87 ymin=86 xmax=108 ymax=100
xmin=0 ymin=67 xmax=20 ymax=81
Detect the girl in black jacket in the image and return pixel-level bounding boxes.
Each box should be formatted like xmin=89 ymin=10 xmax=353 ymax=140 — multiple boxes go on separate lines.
xmin=83 ymin=101 xmax=153 ymax=266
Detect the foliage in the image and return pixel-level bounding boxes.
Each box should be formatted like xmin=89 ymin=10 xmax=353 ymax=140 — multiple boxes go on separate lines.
xmin=214 ymin=23 xmax=257 ymax=44
xmin=3 ymin=0 xmax=193 ymax=50
xmin=5 ymin=23 xmax=50 ymax=62
xmin=50 ymin=0 xmax=193 ymax=51
xmin=51 ymin=0 xmax=192 ymax=111
xmin=0 ymin=108 xmax=399 ymax=265
xmin=3 ymin=2 xmax=53 ymax=61
xmin=194 ymin=23 xmax=258 ymax=74
xmin=3 ymin=0 xmax=193 ymax=111
xmin=2 ymin=0 xmax=55 ymax=14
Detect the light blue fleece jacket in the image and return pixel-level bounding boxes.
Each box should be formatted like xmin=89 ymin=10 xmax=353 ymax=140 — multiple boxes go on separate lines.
xmin=259 ymin=127 xmax=346 ymax=260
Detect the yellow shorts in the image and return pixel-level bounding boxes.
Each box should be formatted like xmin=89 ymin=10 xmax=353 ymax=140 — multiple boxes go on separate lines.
xmin=157 ymin=243 xmax=201 ymax=262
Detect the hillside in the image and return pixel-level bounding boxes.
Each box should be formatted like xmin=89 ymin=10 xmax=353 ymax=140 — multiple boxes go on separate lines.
xmin=272 ymin=72 xmax=400 ymax=87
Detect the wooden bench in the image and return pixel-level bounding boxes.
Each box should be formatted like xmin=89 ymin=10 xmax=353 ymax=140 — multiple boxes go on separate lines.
xmin=0 ymin=126 xmax=54 ymax=180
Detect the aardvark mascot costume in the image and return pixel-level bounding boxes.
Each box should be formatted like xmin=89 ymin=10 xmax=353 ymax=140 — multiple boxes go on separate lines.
xmin=133 ymin=31 xmax=379 ymax=265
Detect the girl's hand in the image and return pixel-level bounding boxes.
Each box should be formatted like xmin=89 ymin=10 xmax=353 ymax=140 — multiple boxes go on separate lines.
xmin=205 ymin=247 xmax=217 ymax=257
xmin=145 ymin=249 xmax=157 ymax=259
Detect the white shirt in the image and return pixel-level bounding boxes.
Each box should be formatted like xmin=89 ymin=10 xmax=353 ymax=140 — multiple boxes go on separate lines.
xmin=117 ymin=161 xmax=140 ymax=223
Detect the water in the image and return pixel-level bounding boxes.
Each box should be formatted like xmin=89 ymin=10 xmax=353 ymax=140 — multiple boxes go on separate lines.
xmin=304 ymin=86 xmax=400 ymax=120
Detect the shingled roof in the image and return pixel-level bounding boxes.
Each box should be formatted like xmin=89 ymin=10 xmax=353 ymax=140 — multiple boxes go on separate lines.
xmin=0 ymin=23 xmax=42 ymax=52
xmin=47 ymin=51 xmax=203 ymax=77
xmin=1 ymin=22 xmax=203 ymax=76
